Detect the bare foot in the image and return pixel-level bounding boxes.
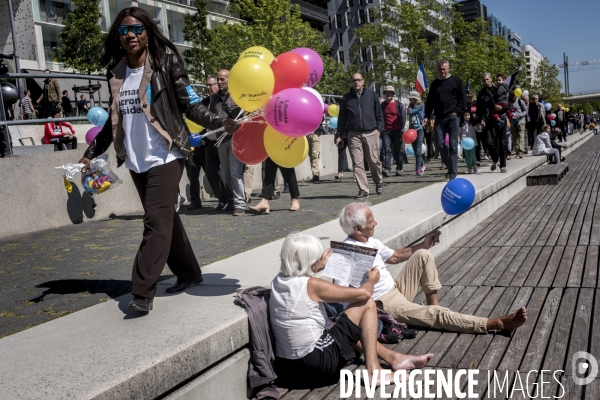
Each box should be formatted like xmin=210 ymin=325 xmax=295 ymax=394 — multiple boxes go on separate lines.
xmin=488 ymin=307 xmax=527 ymax=332
xmin=387 ymin=353 xmax=434 ymax=371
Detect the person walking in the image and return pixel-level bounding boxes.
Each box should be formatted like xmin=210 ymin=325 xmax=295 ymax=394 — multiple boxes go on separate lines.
xmin=527 ymin=95 xmax=545 ymax=147
xmin=77 ymin=94 xmax=89 ymax=115
xmin=61 ymin=90 xmax=74 ymax=116
xmin=380 ymin=86 xmax=406 ymax=177
xmin=19 ymin=90 xmax=35 ymax=120
xmin=477 ymin=73 xmax=509 ymax=173
xmin=407 ymin=91 xmax=425 ymax=175
xmin=78 ymin=7 xmax=236 ymax=312
xmin=555 ymin=104 xmax=567 ymax=142
xmin=336 ymin=73 xmax=384 ymax=198
xmin=508 ymin=91 xmax=528 ymax=158
xmin=36 ymin=69 xmax=60 ymax=118
xmin=423 ymin=60 xmax=466 ymax=180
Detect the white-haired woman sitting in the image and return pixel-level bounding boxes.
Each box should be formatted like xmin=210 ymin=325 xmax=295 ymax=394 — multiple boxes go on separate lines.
xmin=269 ymin=232 xmax=433 ymax=388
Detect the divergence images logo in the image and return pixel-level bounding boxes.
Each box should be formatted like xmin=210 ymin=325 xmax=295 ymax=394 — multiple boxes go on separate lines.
xmin=572 ymin=351 xmax=598 ymax=386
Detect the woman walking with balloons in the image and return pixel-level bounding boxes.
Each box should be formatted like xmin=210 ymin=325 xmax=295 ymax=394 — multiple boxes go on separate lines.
xmin=78 ymin=7 xmax=235 ymax=313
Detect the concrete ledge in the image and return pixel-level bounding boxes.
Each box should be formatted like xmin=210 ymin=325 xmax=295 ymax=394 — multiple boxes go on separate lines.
xmin=0 ymin=132 xmax=593 ymax=399
xmin=0 ymin=135 xmax=348 ymax=240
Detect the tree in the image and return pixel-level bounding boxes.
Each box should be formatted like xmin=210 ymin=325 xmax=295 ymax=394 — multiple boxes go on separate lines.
xmin=531 ymin=58 xmax=563 ymax=107
xmin=183 ymin=0 xmax=215 ymax=82
xmin=58 ymin=0 xmax=105 ymax=74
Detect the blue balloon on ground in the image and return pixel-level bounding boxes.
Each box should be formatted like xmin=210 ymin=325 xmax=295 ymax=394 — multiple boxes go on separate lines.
xmin=406 ymin=146 xmax=415 ymax=156
xmin=329 ymin=117 xmax=338 ymax=129
xmin=550 ymin=120 xmax=556 ymax=126
xmin=190 ymin=134 xmax=202 ymax=147
xmin=88 ymin=107 xmax=109 ymax=126
xmin=441 ymin=178 xmax=476 ymax=215
xmin=461 ymin=137 xmax=475 ymax=150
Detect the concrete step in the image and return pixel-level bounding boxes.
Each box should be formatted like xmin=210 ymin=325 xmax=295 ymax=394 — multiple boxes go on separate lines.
xmin=0 ymin=132 xmax=593 ymax=400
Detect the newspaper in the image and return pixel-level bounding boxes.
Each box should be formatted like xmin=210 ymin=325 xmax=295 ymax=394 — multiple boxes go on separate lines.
xmin=322 ymin=241 xmax=378 ymax=287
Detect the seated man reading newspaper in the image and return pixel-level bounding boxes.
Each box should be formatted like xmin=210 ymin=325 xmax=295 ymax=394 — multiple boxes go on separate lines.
xmin=324 ymin=202 xmax=527 ymax=334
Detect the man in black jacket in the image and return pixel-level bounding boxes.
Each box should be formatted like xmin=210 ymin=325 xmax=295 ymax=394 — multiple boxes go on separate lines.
xmin=477 ymin=73 xmax=509 ymax=172
xmin=423 ymin=60 xmax=465 ymax=180
xmin=336 ymin=73 xmax=385 ymax=198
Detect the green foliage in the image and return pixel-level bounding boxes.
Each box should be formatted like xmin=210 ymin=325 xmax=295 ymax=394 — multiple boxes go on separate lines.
xmin=531 ymin=58 xmax=563 ymax=107
xmin=183 ymin=0 xmax=347 ymax=94
xmin=183 ymin=0 xmax=215 ymax=82
xmin=58 ymin=0 xmax=105 ymax=74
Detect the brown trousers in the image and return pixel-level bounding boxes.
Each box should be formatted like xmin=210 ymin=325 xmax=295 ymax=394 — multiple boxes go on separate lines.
xmin=377 ymin=249 xmax=488 ymax=334
xmin=130 ymin=159 xmax=201 ymax=298
xmin=348 ymin=129 xmax=382 ymax=193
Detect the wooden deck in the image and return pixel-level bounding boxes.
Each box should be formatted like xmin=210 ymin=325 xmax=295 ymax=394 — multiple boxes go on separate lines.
xmin=277 ymin=136 xmax=600 ymax=400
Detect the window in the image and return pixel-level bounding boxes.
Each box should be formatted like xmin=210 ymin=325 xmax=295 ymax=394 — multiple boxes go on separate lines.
xmin=361 ymin=47 xmax=368 ymax=62
xmin=359 ymin=0 xmax=364 ymax=5
xmin=346 ymin=12 xmax=352 ymax=26
xmin=371 ymin=46 xmax=377 ymax=59
xmin=368 ymin=0 xmax=373 ymax=3
xmin=339 ymin=51 xmax=345 ymax=64
xmin=359 ymin=9 xmax=365 ymax=24
xmin=347 ymin=0 xmax=353 ymax=7
xmin=338 ymin=32 xmax=344 ymax=46
xmin=336 ymin=14 xmax=342 ymax=28
xmin=366 ymin=8 xmax=371 ymax=22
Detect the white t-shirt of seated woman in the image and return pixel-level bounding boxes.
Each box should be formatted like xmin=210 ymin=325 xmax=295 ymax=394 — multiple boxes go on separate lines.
xmin=120 ymin=66 xmax=182 ymax=173
xmin=343 ymin=236 xmax=395 ymax=300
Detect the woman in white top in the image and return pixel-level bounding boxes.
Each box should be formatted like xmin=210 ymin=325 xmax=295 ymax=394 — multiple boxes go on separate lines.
xmin=532 ymin=124 xmax=561 ymax=164
xmin=269 ymin=232 xmax=432 ymax=388
xmin=79 ymin=7 xmax=236 ymax=312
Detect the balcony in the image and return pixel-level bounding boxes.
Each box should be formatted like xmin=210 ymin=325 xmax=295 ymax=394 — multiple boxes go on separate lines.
xmin=38 ymin=4 xmax=71 ymax=25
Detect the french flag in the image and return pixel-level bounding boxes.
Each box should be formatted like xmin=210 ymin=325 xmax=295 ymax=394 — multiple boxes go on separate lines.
xmin=415 ymin=64 xmax=428 ymax=94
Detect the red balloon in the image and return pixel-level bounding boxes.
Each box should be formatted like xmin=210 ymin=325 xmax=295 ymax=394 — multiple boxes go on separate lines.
xmin=403 ymin=129 xmax=417 ymax=144
xmin=548 ymin=114 xmax=554 ymax=120
xmin=232 ymin=116 xmax=269 ymax=164
xmin=270 ymin=52 xmax=310 ymax=94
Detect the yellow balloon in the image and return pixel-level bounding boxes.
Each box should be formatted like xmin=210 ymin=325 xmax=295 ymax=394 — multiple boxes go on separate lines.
xmin=186 ymin=119 xmax=203 ymax=133
xmin=565 ymin=108 xmax=569 ymax=112
xmin=514 ymin=88 xmax=522 ymax=97
xmin=229 ymin=58 xmax=275 ymax=112
xmin=263 ymin=125 xmax=308 ymax=168
xmin=238 ymin=46 xmax=275 ymax=65
xmin=328 ymin=104 xmax=340 ymax=117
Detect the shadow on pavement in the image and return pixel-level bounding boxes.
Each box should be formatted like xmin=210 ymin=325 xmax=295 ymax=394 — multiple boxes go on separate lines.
xmin=66 ymin=185 xmax=96 ymax=224
xmin=25 ymin=278 xmax=134 ymax=303
xmin=109 ymin=213 xmax=144 ymax=221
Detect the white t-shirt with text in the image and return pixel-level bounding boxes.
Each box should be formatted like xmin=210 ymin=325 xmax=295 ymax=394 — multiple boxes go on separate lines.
xmin=120 ymin=66 xmax=182 ymax=173
xmin=343 ymin=236 xmax=395 ymax=300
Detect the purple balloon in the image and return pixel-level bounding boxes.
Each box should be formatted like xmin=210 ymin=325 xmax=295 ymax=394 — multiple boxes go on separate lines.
xmin=265 ymin=88 xmax=323 ymax=137
xmin=291 ymin=48 xmax=323 ymax=88
xmin=85 ymin=126 xmax=102 ymax=145
xmin=323 ymin=103 xmax=329 ymax=115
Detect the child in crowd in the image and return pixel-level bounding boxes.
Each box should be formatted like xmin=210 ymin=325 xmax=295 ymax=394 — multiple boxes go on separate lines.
xmin=461 ymin=112 xmax=478 ymax=173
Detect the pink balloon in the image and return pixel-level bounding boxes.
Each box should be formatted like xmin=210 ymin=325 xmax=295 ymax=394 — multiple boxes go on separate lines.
xmin=85 ymin=126 xmax=102 ymax=145
xmin=265 ymin=88 xmax=323 ymax=137
xmin=323 ymin=103 xmax=329 ymax=115
xmin=291 ymin=47 xmax=323 ymax=88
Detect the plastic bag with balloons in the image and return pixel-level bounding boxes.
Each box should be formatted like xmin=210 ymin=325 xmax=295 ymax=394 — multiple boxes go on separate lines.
xmin=57 ymin=154 xmax=121 ymax=195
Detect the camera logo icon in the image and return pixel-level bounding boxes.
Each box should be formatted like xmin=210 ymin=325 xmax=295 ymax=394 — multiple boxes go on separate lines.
xmin=572 ymin=351 xmax=598 ymax=386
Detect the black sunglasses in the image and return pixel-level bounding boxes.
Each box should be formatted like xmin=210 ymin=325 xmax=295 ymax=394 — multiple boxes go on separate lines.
xmin=118 ymin=24 xmax=145 ymax=36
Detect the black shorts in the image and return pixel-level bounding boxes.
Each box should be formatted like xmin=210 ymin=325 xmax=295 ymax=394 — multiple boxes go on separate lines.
xmin=276 ymin=313 xmax=361 ymax=387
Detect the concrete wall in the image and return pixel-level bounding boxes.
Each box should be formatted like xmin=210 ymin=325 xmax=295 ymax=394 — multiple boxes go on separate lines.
xmin=0 ymin=134 xmax=348 ymax=239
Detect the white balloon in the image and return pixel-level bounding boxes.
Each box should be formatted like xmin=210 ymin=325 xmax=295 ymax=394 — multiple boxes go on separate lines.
xmin=422 ymin=143 xmax=427 ymax=154
xmin=522 ymin=90 xmax=529 ymax=97
xmin=303 ymin=87 xmax=324 ymax=111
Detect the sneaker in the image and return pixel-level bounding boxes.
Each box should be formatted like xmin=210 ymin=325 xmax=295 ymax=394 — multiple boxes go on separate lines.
xmin=561 ymin=157 xmax=565 ymax=162
xmin=473 ymin=166 xmax=478 ymax=173
xmin=376 ymin=185 xmax=383 ymax=195
xmin=484 ymin=155 xmax=489 ymax=160
xmin=355 ymin=190 xmax=369 ymax=199
xmin=378 ymin=323 xmax=402 ymax=344
xmin=224 ymin=202 xmax=235 ymax=212
xmin=216 ymin=201 xmax=226 ymax=210
xmin=468 ymin=169 xmax=473 ymax=174
xmin=233 ymin=207 xmax=245 ymax=216
xmin=416 ymin=168 xmax=423 ymax=176
xmin=421 ymin=165 xmax=426 ymax=174
xmin=395 ymin=169 xmax=403 ymax=176
xmin=382 ymin=169 xmax=391 ymax=177
xmin=311 ymin=175 xmax=319 ymax=182
xmin=187 ymin=203 xmax=202 ymax=212
xmin=491 ymin=164 xmax=497 ymax=171
xmin=175 ymin=194 xmax=185 ymax=212
xmin=501 ymin=168 xmax=507 ymax=173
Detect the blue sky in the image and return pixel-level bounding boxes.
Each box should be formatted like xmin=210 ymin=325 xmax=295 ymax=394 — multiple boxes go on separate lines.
xmin=483 ymin=0 xmax=600 ymax=94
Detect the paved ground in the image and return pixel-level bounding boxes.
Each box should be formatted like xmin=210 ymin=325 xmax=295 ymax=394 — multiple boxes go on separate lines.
xmin=0 ymin=157 xmax=459 ymax=338
xmin=276 ymin=135 xmax=600 ymax=400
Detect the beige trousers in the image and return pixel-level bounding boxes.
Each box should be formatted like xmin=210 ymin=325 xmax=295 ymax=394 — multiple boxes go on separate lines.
xmin=348 ymin=129 xmax=382 ymax=194
xmin=243 ymin=164 xmax=254 ymax=198
xmin=307 ymin=133 xmax=321 ymax=177
xmin=510 ymin=123 xmax=526 ymax=156
xmin=376 ymin=249 xmax=488 ymax=334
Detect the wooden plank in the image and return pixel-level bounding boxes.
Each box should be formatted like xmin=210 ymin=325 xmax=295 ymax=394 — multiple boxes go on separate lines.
xmin=433 ymin=247 xmax=462 ymax=270
xmin=543 ymin=203 xmax=573 ymax=247
xmin=537 ymin=246 xmax=565 ymax=288
xmin=496 ymin=287 xmax=548 ymax=372
xmin=494 ymin=205 xmax=538 ymax=247
xmin=469 ymin=247 xmax=511 ymax=287
xmin=540 ymin=288 xmax=579 ymax=373
xmin=552 ymin=245 xmax=578 ymax=288
xmin=471 ymin=207 xmax=521 ymax=248
xmin=564 ymin=288 xmax=594 ymax=378
xmin=567 ymin=203 xmax=590 ymax=246
xmin=438 ymin=247 xmax=481 ymax=284
xmin=518 ymin=288 xmax=562 ymax=372
xmin=480 ymin=206 xmax=530 ymax=248
xmin=582 ymin=246 xmax=598 ymax=288
xmin=525 ymin=202 xmax=564 ymax=247
xmin=567 ymin=245 xmax=588 ymax=288
xmin=445 ymin=248 xmax=488 ymax=286
xmin=482 ymin=246 xmax=520 ymax=287
xmin=523 ymin=246 xmax=553 ymax=287
xmin=556 ymin=203 xmax=583 ymax=246
xmin=496 ymin=247 xmax=533 ymax=287
xmin=590 ymin=289 xmax=600 ymax=377
xmin=509 ymin=246 xmax=543 ymax=287
xmin=436 ymin=247 xmax=470 ymax=275
xmin=476 ymin=287 xmax=534 ymax=372
xmin=502 ymin=205 xmax=543 ymax=248
xmin=579 ymin=202 xmax=595 ymax=246
xmin=456 ymin=247 xmax=501 ymax=287
xmin=590 ymin=204 xmax=600 ymax=245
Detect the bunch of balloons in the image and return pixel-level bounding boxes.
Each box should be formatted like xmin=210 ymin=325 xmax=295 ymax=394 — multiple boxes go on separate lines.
xmin=85 ymin=107 xmax=109 ymax=145
xmin=228 ymin=46 xmax=326 ymax=167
